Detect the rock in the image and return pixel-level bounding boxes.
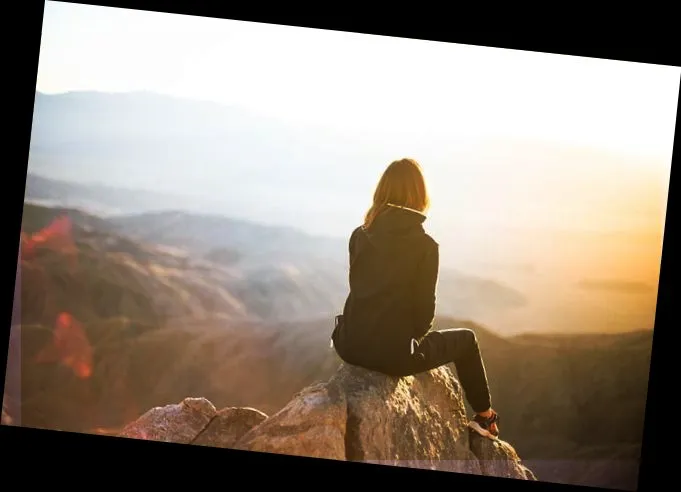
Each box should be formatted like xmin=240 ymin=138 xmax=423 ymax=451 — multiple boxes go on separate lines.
xmin=119 ymin=397 xmax=217 ymax=443
xmin=118 ymin=364 xmax=535 ymax=481
xmin=336 ymin=364 xmax=476 ymax=472
xmin=470 ymin=433 xmax=537 ymax=480
xmin=118 ymin=396 xmax=268 ymax=448
xmin=237 ymin=364 xmax=532 ymax=478
xmin=235 ymin=382 xmax=347 ymax=460
xmin=194 ymin=407 xmax=268 ymax=448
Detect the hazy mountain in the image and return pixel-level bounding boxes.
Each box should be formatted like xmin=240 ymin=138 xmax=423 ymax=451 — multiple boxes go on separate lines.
xmin=24 ymin=172 xmax=347 ymax=261
xmin=109 ymin=209 xmax=345 ymax=264
xmin=19 ymin=202 xmax=251 ymax=328
xmin=28 ymin=90 xmax=388 ymax=234
xmin=25 ymin=169 xmax=663 ymax=337
xmin=21 ymin=187 xmax=530 ymax=324
xmin=19 ymin=202 xmax=343 ymax=324
xmin=24 ymin=172 xmax=197 ymax=216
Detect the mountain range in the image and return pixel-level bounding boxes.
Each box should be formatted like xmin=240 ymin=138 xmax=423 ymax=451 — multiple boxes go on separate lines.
xmin=22 ymin=181 xmax=530 ymax=324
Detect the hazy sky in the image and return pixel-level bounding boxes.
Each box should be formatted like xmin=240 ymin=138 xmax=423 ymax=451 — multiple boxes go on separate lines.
xmin=32 ymin=0 xmax=679 ymax=253
xmin=37 ymin=1 xmax=679 ymax=164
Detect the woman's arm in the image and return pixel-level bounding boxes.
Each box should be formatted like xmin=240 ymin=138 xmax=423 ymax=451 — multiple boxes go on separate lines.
xmin=412 ymin=242 xmax=439 ymax=341
xmin=349 ymin=228 xmax=357 ymax=258
xmin=348 ymin=227 xmax=360 ymax=268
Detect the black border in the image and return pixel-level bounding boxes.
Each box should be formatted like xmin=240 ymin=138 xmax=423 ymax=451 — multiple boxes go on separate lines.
xmin=3 ymin=2 xmax=677 ymax=490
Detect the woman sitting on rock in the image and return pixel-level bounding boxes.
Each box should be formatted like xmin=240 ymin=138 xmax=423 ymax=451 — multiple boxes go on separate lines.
xmin=331 ymin=157 xmax=500 ymax=439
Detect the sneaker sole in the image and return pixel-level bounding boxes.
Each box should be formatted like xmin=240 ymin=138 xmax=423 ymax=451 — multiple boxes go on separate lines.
xmin=468 ymin=421 xmax=499 ymax=440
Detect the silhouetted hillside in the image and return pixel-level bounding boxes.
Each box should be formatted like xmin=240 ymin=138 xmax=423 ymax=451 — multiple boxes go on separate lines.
xmin=110 ymin=209 xmax=345 ymax=263
xmin=25 ymin=172 xmax=192 ymax=216
xmin=15 ymin=314 xmax=341 ymax=432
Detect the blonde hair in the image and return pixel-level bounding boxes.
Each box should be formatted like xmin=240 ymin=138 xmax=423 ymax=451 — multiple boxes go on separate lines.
xmin=363 ymin=158 xmax=430 ymax=229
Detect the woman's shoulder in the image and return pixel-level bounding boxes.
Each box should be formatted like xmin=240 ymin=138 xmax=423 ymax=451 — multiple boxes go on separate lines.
xmin=422 ymin=231 xmax=439 ymax=250
xmin=350 ymin=225 xmax=364 ymax=240
xmin=411 ymin=229 xmax=438 ymax=258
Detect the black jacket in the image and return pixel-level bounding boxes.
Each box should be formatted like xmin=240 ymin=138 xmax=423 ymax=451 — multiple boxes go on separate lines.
xmin=332 ymin=204 xmax=439 ymax=376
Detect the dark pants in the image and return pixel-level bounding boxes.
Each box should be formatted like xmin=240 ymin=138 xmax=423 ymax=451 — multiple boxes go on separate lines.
xmin=413 ymin=328 xmax=492 ymax=413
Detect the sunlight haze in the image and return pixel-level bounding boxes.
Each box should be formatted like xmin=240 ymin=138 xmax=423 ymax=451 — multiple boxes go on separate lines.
xmin=38 ymin=1 xmax=679 ymax=162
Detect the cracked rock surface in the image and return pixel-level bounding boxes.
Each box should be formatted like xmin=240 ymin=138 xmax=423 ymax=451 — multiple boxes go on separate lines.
xmin=118 ymin=364 xmax=535 ymax=480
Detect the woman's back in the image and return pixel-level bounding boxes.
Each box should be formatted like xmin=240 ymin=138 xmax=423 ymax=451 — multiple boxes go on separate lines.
xmin=333 ymin=204 xmax=439 ymax=373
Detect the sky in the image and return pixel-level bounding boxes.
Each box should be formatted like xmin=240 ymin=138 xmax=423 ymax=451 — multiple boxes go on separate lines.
xmin=32 ymin=0 xmax=679 ymax=249
xmin=37 ymin=1 xmax=680 ymax=164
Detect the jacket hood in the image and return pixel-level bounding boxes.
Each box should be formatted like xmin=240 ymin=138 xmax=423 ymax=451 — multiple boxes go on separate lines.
xmin=363 ymin=204 xmax=427 ymax=244
xmin=348 ymin=203 xmax=430 ymax=300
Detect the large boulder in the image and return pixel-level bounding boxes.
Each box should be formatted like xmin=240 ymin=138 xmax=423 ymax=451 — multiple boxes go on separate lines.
xmin=118 ymin=363 xmax=535 ymax=480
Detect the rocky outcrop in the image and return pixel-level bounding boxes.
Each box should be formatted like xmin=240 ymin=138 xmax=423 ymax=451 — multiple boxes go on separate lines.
xmin=120 ymin=398 xmax=267 ymax=448
xmin=118 ymin=364 xmax=535 ymax=480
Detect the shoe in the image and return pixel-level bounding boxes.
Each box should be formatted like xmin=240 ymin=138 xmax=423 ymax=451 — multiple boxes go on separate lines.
xmin=468 ymin=410 xmax=500 ymax=439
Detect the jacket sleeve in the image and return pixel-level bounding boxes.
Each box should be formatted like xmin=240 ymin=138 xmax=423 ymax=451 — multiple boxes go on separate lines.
xmin=349 ymin=228 xmax=357 ymax=258
xmin=412 ymin=242 xmax=439 ymax=341
xmin=348 ymin=227 xmax=357 ymax=269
